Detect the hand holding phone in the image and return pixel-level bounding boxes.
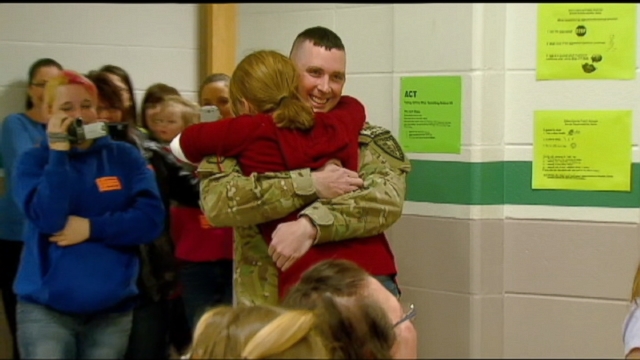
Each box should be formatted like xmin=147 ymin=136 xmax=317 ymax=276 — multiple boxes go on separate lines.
xmin=201 ymin=106 xmax=222 ymax=123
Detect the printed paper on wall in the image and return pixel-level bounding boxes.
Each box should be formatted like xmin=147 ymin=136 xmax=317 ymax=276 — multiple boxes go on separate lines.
xmin=537 ymin=4 xmax=637 ymax=80
xmin=532 ymin=110 xmax=632 ymax=191
xmin=399 ymin=76 xmax=462 ymax=154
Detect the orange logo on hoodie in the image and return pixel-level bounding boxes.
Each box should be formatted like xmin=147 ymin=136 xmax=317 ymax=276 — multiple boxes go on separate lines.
xmin=96 ymin=176 xmax=122 ymax=192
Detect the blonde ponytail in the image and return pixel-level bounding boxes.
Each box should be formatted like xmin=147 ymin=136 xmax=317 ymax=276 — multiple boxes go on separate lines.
xmin=229 ymin=50 xmax=315 ymax=130
xmin=272 ymin=94 xmax=315 ymax=130
xmin=241 ymin=310 xmax=319 ymax=359
xmin=632 ymin=263 xmax=640 ymax=303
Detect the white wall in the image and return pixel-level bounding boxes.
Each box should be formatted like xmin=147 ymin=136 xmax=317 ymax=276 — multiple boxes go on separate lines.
xmin=502 ymin=3 xmax=640 ymax=358
xmin=0 ymin=3 xmax=201 ymax=120
xmin=505 ymin=3 xmax=640 ymax=162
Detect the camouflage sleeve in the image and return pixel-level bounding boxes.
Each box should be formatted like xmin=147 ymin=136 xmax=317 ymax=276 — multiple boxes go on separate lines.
xmin=233 ymin=225 xmax=279 ymax=306
xmin=197 ymin=155 xmax=318 ymax=228
xmin=298 ymin=124 xmax=412 ymax=244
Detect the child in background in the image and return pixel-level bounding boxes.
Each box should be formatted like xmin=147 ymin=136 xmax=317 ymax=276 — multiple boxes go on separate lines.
xmin=138 ymin=82 xmax=198 ymax=358
xmin=148 ymin=95 xmax=234 ymax=330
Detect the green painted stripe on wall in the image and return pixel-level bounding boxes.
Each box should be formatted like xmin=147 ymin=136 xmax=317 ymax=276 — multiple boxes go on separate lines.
xmin=407 ymin=160 xmax=640 ymax=208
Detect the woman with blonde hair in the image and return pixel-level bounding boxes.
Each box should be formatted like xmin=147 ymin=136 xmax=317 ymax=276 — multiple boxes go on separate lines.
xmin=623 ymin=264 xmax=640 ymax=358
xmin=187 ymin=305 xmax=330 ymax=359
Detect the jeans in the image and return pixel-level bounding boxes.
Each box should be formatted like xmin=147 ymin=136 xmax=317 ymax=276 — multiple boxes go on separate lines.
xmin=124 ymin=298 xmax=170 ymax=360
xmin=0 ymin=239 xmax=23 ymax=360
xmin=16 ymin=301 xmax=132 ymax=359
xmin=180 ymin=260 xmax=233 ymax=330
xmin=373 ymin=274 xmax=401 ymax=298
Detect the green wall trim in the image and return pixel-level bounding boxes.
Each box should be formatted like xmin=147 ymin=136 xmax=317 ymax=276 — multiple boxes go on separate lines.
xmin=406 ymin=160 xmax=639 ymax=208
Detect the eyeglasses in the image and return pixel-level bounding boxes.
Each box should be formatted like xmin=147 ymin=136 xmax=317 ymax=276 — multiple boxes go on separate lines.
xmin=393 ymin=303 xmax=416 ymax=328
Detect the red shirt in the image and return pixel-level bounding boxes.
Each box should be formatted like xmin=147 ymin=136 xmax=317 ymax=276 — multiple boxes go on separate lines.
xmin=179 ymin=96 xmax=397 ymax=298
xmin=180 ymin=96 xmax=364 ymax=173
xmin=170 ymin=205 xmax=233 ymax=263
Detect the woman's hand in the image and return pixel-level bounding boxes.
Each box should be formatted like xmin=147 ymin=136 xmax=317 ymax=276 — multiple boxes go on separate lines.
xmin=46 ymin=112 xmax=75 ymax=151
xmin=49 ymin=216 xmax=91 ymax=247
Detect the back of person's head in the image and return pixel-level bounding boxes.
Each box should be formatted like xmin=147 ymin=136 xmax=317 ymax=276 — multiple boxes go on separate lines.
xmin=283 ymin=264 xmax=395 ymax=359
xmin=157 ymin=95 xmax=200 ymax=127
xmin=45 ymin=70 xmax=97 ymax=111
xmin=26 ymin=58 xmax=63 ymax=110
xmin=284 ymin=259 xmax=369 ymax=304
xmin=189 ymin=305 xmax=329 ymax=359
xmin=229 ymin=50 xmax=314 ymax=130
xmin=289 ymin=26 xmax=346 ymax=58
xmin=632 ymin=263 xmax=640 ymax=303
xmin=140 ymin=83 xmax=181 ymax=130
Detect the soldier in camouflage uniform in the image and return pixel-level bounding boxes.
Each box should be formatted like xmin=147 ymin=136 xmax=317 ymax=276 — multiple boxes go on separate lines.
xmin=197 ymin=26 xmax=411 ymax=306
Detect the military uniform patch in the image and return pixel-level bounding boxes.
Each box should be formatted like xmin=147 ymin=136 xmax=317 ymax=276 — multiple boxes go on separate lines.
xmin=374 ymin=133 xmax=405 ymax=162
xmin=360 ymin=123 xmax=387 ymax=139
xmin=361 ymin=124 xmax=406 ymax=162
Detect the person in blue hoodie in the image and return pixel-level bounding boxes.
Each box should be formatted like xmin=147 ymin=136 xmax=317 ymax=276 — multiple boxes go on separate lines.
xmin=0 ymin=57 xmax=63 ymax=360
xmin=11 ymin=69 xmax=165 ymax=359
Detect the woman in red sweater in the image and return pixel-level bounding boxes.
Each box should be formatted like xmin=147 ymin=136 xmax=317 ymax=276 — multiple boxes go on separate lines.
xmin=170 ymin=50 xmax=366 ymax=298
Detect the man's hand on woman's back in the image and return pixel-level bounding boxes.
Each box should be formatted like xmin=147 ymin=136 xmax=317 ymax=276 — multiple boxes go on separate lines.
xmin=311 ymin=161 xmax=363 ymax=199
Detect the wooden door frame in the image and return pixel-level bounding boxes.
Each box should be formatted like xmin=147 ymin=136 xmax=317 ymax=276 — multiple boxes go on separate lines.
xmin=200 ymin=4 xmax=237 ymax=80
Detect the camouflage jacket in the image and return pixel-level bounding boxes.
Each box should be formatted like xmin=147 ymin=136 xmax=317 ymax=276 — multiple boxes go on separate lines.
xmin=197 ymin=123 xmax=411 ymax=305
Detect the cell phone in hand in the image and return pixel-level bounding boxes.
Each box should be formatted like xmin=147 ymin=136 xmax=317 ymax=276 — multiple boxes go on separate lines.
xmin=106 ymin=123 xmax=129 ymax=142
xmin=201 ymin=106 xmax=222 ymax=123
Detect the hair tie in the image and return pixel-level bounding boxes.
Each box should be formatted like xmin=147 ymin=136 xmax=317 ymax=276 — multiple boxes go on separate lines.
xmin=278 ymin=96 xmax=288 ymax=107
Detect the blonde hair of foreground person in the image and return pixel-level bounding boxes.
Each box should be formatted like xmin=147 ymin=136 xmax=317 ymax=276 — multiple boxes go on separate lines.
xmin=187 ymin=305 xmax=330 ymax=359
xmin=626 ymin=264 xmax=640 ymax=359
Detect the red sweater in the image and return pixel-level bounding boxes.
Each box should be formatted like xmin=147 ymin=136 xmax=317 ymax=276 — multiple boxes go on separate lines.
xmin=170 ymin=206 xmax=233 ymax=263
xmin=179 ymin=96 xmax=397 ymax=298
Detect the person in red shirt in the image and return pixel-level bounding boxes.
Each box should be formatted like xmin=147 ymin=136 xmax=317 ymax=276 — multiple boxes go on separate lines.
xmin=170 ymin=49 xmax=367 ymax=297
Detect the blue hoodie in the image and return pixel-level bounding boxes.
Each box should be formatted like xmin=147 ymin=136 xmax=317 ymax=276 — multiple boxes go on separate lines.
xmin=0 ymin=113 xmax=47 ymax=241
xmin=12 ymin=136 xmax=165 ymax=315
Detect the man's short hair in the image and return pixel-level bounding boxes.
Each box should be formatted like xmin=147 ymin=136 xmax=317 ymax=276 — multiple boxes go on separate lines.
xmin=289 ymin=26 xmax=346 ymax=57
xmin=282 ymin=260 xmax=395 ymax=359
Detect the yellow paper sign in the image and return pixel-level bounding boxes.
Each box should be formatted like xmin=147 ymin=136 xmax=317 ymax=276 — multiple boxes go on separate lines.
xmin=537 ymin=4 xmax=637 ymax=80
xmin=533 ymin=110 xmax=632 ymax=191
